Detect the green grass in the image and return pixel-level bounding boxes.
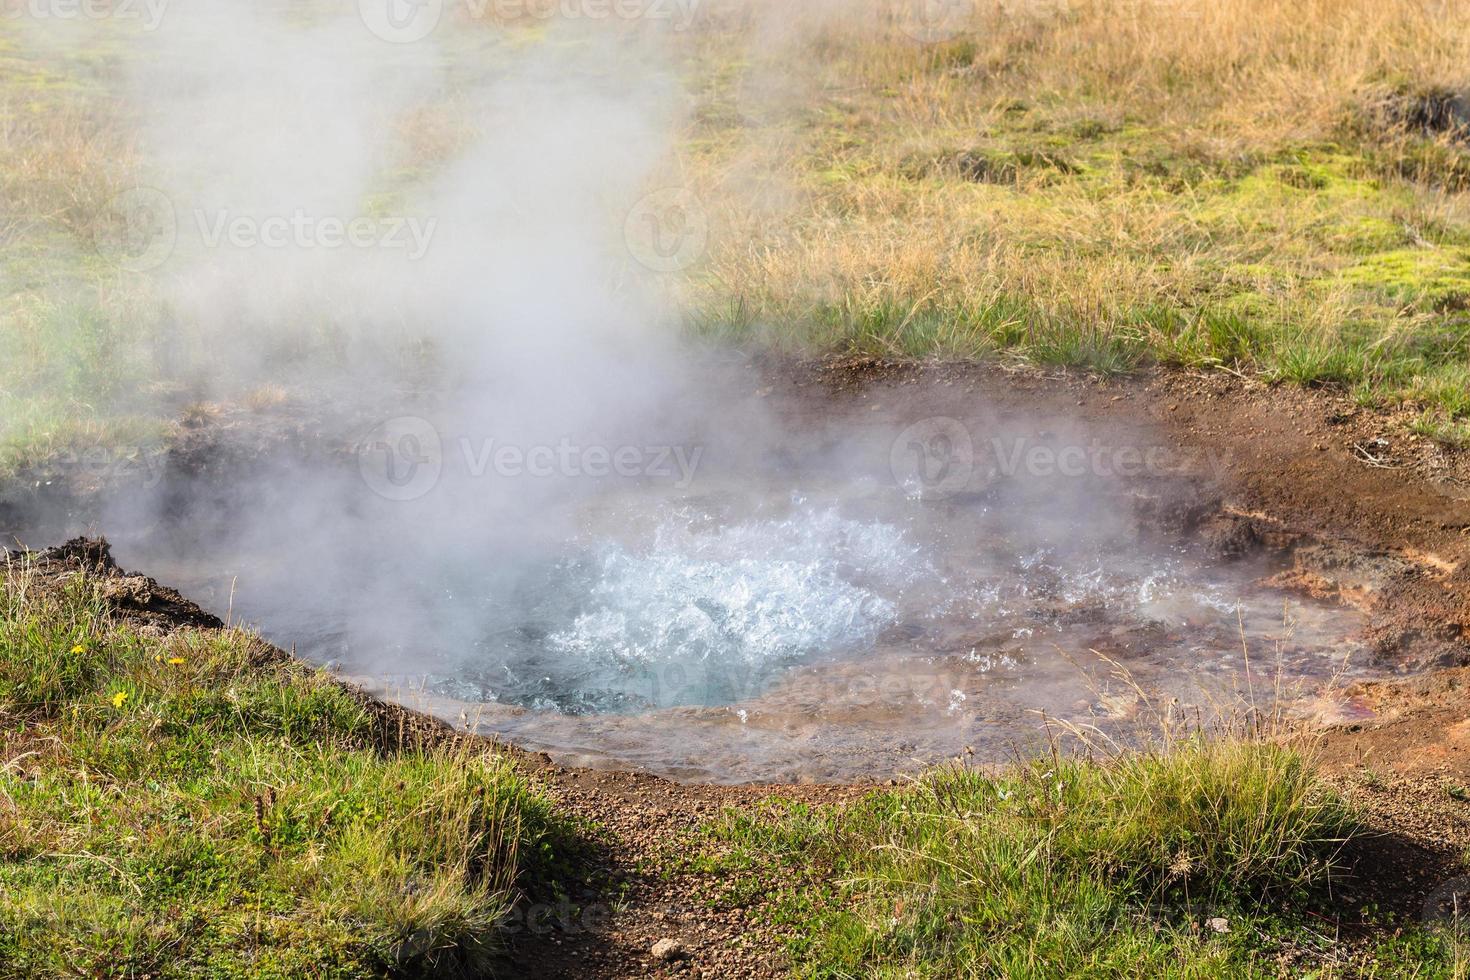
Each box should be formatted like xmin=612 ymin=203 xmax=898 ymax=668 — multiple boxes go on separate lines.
xmin=696 ymin=740 xmax=1470 ymax=978
xmin=0 ymin=566 xmax=562 ymax=979
xmin=691 ymin=131 xmax=1470 ymax=419
xmin=1410 ymin=413 xmax=1470 ymax=447
xmin=678 ymin=16 xmax=1470 ymax=441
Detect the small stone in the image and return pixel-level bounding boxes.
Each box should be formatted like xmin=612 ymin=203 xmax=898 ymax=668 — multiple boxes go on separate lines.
xmin=652 ymin=938 xmax=688 ymax=962
xmin=1207 ymin=917 xmax=1230 ymax=934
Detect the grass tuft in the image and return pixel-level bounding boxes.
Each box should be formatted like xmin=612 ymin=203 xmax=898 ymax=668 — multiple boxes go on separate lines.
xmin=703 ymin=734 xmax=1375 ymax=977
xmin=0 ymin=564 xmax=559 ymax=979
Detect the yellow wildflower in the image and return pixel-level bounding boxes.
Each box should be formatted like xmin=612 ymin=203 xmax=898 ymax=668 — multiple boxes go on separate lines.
xmin=70 ymin=645 xmax=86 ymax=655
xmin=167 ymin=657 xmax=186 ymax=666
xmin=110 ymin=691 xmax=128 ymax=709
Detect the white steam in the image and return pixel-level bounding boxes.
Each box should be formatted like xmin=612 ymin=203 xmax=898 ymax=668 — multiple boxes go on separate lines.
xmin=116 ymin=0 xmax=691 ymax=431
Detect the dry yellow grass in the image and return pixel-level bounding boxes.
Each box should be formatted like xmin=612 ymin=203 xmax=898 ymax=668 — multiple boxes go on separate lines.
xmin=4 ymin=0 xmax=1470 ymax=464
xmin=0 ymin=92 xmax=131 ymax=246
xmin=654 ymin=1 xmax=1470 ymax=436
xmin=690 ymin=0 xmax=1470 ymax=130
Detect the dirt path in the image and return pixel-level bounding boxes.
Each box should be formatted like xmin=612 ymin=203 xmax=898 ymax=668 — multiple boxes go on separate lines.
xmin=491 ymin=765 xmax=869 ymax=978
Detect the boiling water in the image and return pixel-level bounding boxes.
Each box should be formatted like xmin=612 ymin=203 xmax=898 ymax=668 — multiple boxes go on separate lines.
xmin=116 ymin=470 xmax=1374 ymax=783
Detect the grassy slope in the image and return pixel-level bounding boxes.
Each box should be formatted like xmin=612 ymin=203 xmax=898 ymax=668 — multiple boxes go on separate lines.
xmin=0 ymin=568 xmax=564 ymax=979
xmin=691 ymin=743 xmax=1469 ymax=977
xmin=681 ymin=1 xmax=1470 ymax=444
xmin=4 ymin=1 xmax=1470 ymax=468
xmin=0 ymin=24 xmax=167 ymax=473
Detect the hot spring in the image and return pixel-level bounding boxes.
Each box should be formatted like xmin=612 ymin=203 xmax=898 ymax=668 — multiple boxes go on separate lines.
xmin=71 ymin=381 xmax=1379 ymax=783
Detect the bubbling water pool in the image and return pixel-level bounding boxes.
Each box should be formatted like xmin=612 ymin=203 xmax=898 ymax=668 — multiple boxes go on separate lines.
xmin=476 ymin=503 xmax=927 ymax=713
xmin=119 ymin=466 xmax=1376 ymax=783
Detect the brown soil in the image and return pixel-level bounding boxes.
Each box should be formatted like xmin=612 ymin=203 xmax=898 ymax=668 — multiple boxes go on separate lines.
xmin=8 ymin=359 xmax=1470 ymax=977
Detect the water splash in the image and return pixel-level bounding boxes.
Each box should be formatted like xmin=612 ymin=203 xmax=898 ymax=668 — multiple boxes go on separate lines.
xmin=548 ymin=506 xmax=927 ymax=674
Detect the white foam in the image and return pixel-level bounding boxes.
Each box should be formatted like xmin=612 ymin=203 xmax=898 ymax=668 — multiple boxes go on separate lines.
xmin=548 ymin=507 xmax=925 ymax=669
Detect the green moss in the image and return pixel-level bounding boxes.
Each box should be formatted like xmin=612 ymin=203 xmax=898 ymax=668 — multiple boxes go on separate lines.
xmin=1341 ymin=248 xmax=1470 ymax=310
xmin=1326 ymin=215 xmax=1414 ymax=254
